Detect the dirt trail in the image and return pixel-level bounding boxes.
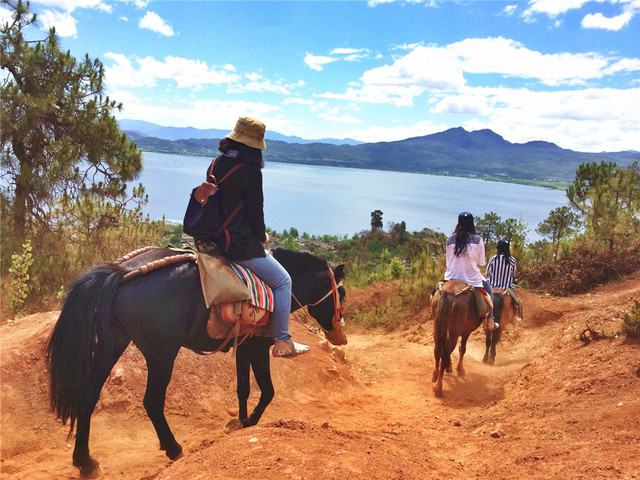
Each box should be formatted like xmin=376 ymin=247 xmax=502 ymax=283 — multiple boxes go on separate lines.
xmin=1 ymin=274 xmax=640 ymax=480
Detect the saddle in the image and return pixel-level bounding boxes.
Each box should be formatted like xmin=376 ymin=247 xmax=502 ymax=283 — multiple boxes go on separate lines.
xmin=194 ymin=251 xmax=273 ymax=340
xmin=116 ymin=246 xmax=273 ymax=342
xmin=433 ymin=280 xmax=493 ymax=320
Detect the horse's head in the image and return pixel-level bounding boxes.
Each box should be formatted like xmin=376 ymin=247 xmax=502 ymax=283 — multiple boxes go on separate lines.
xmin=272 ymin=248 xmax=348 ymax=346
xmin=308 ymin=264 xmax=347 ymax=345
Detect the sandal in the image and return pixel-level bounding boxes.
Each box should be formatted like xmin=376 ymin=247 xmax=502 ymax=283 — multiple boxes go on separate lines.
xmin=272 ymin=340 xmax=310 ymax=358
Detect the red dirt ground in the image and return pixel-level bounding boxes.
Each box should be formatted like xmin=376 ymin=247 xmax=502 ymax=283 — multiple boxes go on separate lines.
xmin=1 ymin=274 xmax=639 ymax=480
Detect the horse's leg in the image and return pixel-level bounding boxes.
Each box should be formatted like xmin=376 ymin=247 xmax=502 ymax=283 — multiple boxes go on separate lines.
xmin=226 ymin=339 xmax=275 ymax=433
xmin=236 ymin=346 xmax=251 ymax=422
xmin=142 ymin=353 xmax=183 ymax=460
xmin=73 ymin=335 xmax=130 ymax=478
xmin=457 ymin=333 xmax=470 ymax=376
xmin=244 ymin=339 xmax=275 ymax=427
xmin=431 ymin=343 xmax=441 ymax=383
xmin=483 ymin=329 xmax=491 ymax=364
xmin=489 ymin=327 xmax=501 ymax=366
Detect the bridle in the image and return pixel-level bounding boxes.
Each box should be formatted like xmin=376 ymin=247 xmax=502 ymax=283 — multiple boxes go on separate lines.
xmin=291 ymin=266 xmax=345 ymax=332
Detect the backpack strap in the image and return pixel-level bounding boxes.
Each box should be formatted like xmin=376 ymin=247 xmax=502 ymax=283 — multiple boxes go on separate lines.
xmin=208 ymin=156 xmax=246 ymax=253
xmin=209 ymin=156 xmax=245 ymax=185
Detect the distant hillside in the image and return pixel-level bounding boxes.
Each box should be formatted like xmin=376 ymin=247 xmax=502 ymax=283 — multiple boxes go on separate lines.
xmin=124 ymin=125 xmax=638 ymax=185
xmin=118 ymin=119 xmax=362 ymax=146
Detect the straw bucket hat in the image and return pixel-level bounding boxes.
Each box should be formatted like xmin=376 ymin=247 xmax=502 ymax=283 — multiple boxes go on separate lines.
xmin=226 ymin=116 xmax=267 ymax=150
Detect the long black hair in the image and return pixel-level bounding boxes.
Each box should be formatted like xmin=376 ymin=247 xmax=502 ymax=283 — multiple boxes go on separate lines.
xmin=453 ymin=212 xmax=475 ymax=257
xmin=219 ymin=138 xmax=264 ymax=168
xmin=497 ymin=238 xmax=511 ymax=266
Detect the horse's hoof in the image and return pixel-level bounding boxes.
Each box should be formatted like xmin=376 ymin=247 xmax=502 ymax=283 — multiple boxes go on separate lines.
xmin=457 ymin=369 xmax=466 ymax=377
xmin=170 ymin=449 xmax=185 ymax=461
xmin=166 ymin=444 xmax=183 ymax=461
xmin=224 ymin=418 xmax=244 ymax=434
xmin=433 ymin=389 xmax=444 ymax=398
xmin=489 ymin=359 xmax=495 ymax=366
xmin=80 ymin=463 xmax=102 ymax=479
xmin=482 ymin=357 xmax=489 ymax=364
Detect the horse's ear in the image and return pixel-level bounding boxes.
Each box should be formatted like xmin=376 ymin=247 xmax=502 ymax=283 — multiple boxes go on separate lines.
xmin=334 ymin=264 xmax=346 ymax=283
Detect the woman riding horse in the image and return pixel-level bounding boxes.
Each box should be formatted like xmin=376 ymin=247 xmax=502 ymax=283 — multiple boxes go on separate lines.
xmin=430 ymin=212 xmax=495 ymax=397
xmin=186 ymin=116 xmax=309 ymax=358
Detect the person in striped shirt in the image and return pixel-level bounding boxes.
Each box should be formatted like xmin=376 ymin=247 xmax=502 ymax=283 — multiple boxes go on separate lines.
xmin=485 ymin=239 xmax=523 ymax=322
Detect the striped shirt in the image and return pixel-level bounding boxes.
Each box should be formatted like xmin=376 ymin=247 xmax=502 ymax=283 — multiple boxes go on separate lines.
xmin=486 ymin=254 xmax=517 ymax=290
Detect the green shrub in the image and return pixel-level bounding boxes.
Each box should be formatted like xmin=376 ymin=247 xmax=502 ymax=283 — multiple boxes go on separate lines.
xmin=3 ymin=240 xmax=34 ymax=321
xmin=390 ymin=257 xmax=404 ymax=279
xmin=621 ymin=299 xmax=640 ymax=338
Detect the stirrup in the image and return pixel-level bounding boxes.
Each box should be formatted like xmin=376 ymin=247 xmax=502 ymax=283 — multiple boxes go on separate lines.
xmin=485 ymin=317 xmax=498 ymax=331
xmin=272 ymin=341 xmax=310 ymax=358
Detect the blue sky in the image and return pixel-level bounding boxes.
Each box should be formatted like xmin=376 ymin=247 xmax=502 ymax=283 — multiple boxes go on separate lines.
xmin=4 ymin=0 xmax=640 ymax=152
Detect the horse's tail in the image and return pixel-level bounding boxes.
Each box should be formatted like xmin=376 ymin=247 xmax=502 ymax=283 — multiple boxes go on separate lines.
xmin=434 ymin=290 xmax=454 ymax=373
xmin=493 ymin=292 xmax=504 ymax=325
xmin=47 ymin=263 xmax=125 ymax=438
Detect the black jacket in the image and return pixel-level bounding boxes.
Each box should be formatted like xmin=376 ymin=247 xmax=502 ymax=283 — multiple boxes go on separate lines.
xmin=207 ymin=155 xmax=267 ymax=261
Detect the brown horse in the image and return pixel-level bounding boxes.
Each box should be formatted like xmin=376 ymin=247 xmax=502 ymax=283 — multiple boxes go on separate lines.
xmin=430 ymin=280 xmax=485 ymax=397
xmin=482 ymin=288 xmax=522 ymax=365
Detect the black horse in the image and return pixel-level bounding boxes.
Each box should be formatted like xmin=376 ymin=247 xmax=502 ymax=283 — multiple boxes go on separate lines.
xmin=47 ymin=247 xmax=347 ymax=478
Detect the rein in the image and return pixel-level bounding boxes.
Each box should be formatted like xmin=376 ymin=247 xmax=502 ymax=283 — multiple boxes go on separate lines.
xmin=291 ymin=267 xmax=345 ymax=332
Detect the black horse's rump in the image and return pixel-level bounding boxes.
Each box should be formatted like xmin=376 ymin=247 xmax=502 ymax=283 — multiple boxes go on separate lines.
xmin=47 ymin=247 xmax=346 ymax=478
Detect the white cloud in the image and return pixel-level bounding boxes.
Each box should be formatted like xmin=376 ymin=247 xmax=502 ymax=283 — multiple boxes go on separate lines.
xmin=138 ymin=11 xmax=174 ymax=36
xmin=605 ymin=58 xmax=640 ymax=75
xmin=39 ymin=9 xmax=77 ymax=37
xmin=331 ymin=48 xmax=361 ymax=55
xmin=114 ymin=98 xmax=280 ymax=131
xmin=524 ymin=0 xmax=640 ymax=29
xmin=104 ymin=53 xmax=240 ymax=89
xmin=524 ymin=0 xmax=593 ymax=18
xmin=229 ymin=75 xmax=304 ymax=95
xmin=462 ymin=86 xmax=640 ymax=152
xmin=343 ymin=120 xmax=448 ymax=143
xmin=0 ymin=5 xmax=15 ymax=24
xmin=32 ymin=0 xmax=109 ymax=12
xmin=304 ymin=53 xmax=336 ymax=71
xmin=449 ymin=37 xmax=611 ymax=86
xmin=431 ymin=95 xmax=492 ymax=115
xmin=322 ymin=37 xmax=638 ymax=107
xmin=362 ymin=46 xmax=466 ymax=90
xmin=318 ymin=110 xmax=362 ymax=124
xmin=282 ymin=97 xmax=329 ymax=113
xmin=582 ymin=11 xmax=633 ymax=30
xmin=503 ymin=5 xmax=518 ymax=16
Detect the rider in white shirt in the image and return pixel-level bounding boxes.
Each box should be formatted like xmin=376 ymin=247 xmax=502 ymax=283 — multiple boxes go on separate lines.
xmin=444 ymin=212 xmax=497 ymax=330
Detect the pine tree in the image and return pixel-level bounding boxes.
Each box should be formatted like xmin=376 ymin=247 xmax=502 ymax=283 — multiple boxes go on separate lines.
xmin=536 ymin=206 xmax=580 ymax=259
xmin=1 ymin=1 xmax=157 ymax=303
xmin=567 ymin=161 xmax=640 ymax=251
xmin=1 ymin=1 xmax=144 ymax=242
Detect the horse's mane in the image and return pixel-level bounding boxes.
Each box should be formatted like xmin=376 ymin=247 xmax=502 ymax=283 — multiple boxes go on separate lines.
xmin=272 ymin=248 xmax=329 ymax=273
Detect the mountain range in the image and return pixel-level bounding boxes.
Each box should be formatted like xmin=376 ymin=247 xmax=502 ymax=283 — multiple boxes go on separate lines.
xmin=119 ymin=120 xmax=638 ymax=185
xmin=118 ymin=119 xmax=363 ymax=146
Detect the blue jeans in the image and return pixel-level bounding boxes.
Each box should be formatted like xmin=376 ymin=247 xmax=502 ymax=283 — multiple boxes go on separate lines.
xmin=236 ymin=254 xmax=292 ymax=342
xmin=482 ymin=280 xmax=494 ymax=319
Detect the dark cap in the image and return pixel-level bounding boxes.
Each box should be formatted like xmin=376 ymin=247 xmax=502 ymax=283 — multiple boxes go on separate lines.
xmin=458 ymin=211 xmax=474 ymax=223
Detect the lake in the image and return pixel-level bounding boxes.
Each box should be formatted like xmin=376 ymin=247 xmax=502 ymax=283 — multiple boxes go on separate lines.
xmin=138 ymin=152 xmax=569 ymax=241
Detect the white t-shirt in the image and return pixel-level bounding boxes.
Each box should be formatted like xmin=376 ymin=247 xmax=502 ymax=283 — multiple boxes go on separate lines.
xmin=444 ymin=233 xmax=486 ymax=288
